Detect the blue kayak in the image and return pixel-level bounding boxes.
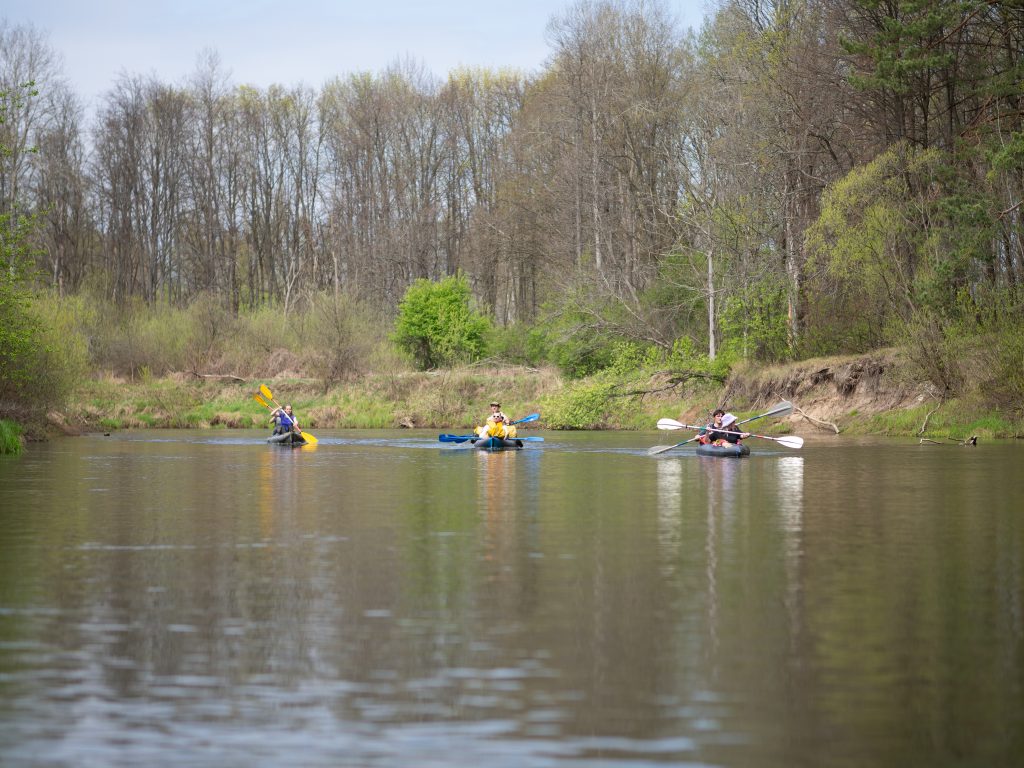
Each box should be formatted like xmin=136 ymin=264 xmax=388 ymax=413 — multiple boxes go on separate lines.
xmin=696 ymin=442 xmax=749 ymax=458
xmin=473 ymin=436 xmax=524 ymax=450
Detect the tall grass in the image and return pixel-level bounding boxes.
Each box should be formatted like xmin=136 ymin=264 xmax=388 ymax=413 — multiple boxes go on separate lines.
xmin=0 ymin=419 xmax=23 ymax=455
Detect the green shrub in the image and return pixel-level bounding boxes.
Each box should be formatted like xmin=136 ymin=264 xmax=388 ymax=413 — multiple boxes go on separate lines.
xmin=488 ymin=322 xmax=549 ymax=366
xmin=392 ymin=273 xmax=491 ymax=370
xmin=541 ymin=378 xmax=622 ymax=429
xmin=0 ymin=419 xmax=23 ymax=455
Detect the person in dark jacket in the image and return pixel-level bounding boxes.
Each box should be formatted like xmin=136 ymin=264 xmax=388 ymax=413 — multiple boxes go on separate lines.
xmin=699 ymin=410 xmax=749 ymax=445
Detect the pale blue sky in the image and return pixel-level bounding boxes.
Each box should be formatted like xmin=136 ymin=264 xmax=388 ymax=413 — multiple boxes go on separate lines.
xmin=4 ymin=1 xmax=712 ymax=110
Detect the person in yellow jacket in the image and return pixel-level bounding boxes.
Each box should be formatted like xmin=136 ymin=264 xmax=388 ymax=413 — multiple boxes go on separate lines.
xmin=476 ymin=401 xmax=518 ymax=439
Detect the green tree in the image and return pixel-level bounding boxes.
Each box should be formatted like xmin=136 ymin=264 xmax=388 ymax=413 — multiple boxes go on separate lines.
xmin=1 ymin=85 xmax=43 ymax=419
xmin=392 ymin=273 xmax=491 ymax=370
xmin=1 ymin=85 xmax=80 ymax=430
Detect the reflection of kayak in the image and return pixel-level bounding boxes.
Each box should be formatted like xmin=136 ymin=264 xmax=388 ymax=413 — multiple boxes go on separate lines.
xmin=267 ymin=431 xmax=307 ymax=446
xmin=696 ymin=442 xmax=749 ymax=458
xmin=473 ymin=436 xmax=524 ymax=450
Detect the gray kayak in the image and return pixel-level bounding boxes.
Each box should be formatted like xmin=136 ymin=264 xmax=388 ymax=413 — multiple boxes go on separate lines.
xmin=695 ymin=442 xmax=750 ymax=458
xmin=267 ymin=431 xmax=307 ymax=446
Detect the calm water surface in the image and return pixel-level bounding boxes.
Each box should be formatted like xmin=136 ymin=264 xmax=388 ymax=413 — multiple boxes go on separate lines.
xmin=1 ymin=429 xmax=1022 ymax=767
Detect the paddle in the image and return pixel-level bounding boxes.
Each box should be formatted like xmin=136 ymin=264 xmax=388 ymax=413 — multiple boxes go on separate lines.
xmin=254 ymin=392 xmax=306 ymax=442
xmin=439 ymin=434 xmax=545 ymax=443
xmin=648 ymin=400 xmax=794 ymax=456
xmin=438 ymin=412 xmax=542 ymax=444
xmin=656 ymin=418 xmax=804 ymax=449
xmin=257 ymin=384 xmax=318 ymax=444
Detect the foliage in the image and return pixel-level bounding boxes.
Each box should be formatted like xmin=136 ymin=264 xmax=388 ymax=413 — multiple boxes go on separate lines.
xmin=0 ymin=196 xmax=53 ymax=418
xmin=541 ymin=376 xmax=623 ymax=430
xmin=487 ymin=322 xmax=549 ymax=367
xmin=718 ymin=278 xmax=789 ymax=363
xmin=0 ymin=419 xmax=23 ymax=455
xmin=392 ymin=273 xmax=492 ymax=370
xmin=532 ymin=289 xmax=627 ymax=379
xmin=665 ymin=336 xmax=733 ymax=381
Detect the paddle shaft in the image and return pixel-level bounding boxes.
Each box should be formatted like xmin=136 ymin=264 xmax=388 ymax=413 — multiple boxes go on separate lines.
xmin=672 ymin=423 xmax=798 ymax=443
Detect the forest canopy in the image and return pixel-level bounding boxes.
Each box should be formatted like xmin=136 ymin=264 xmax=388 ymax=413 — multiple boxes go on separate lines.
xmin=1 ymin=1 xmax=1022 ymax=414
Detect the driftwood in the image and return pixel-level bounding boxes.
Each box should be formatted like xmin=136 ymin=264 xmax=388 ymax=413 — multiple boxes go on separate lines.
xmin=919 ymin=436 xmax=978 ymax=446
xmin=192 ymin=373 xmax=246 ymax=382
xmin=917 ymin=399 xmax=943 ymax=436
xmin=794 ymin=405 xmax=840 ymax=433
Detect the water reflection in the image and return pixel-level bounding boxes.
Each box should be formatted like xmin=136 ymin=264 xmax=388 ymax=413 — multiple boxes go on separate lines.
xmin=2 ymin=434 xmax=1023 ymax=766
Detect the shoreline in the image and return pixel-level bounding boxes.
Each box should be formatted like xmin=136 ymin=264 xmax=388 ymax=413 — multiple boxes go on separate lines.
xmin=32 ymin=350 xmax=1021 ymax=444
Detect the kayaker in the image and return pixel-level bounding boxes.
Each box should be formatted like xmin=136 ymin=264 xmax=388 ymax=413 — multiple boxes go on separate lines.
xmin=271 ymin=404 xmax=300 ymax=435
xmin=698 ymin=410 xmax=725 ymax=445
xmin=699 ymin=410 xmax=749 ymax=445
xmin=476 ymin=401 xmax=517 ymax=439
xmin=715 ymin=413 xmax=750 ymax=445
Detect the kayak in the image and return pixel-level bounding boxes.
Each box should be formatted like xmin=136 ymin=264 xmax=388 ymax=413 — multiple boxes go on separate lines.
xmin=696 ymin=442 xmax=750 ymax=458
xmin=267 ymin=431 xmax=307 ymax=446
xmin=473 ymin=436 xmax=524 ymax=450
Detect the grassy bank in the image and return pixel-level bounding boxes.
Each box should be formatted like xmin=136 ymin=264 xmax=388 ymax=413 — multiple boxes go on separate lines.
xmin=45 ymin=351 xmax=1023 ymax=441
xmin=65 ymin=366 xmax=563 ymax=432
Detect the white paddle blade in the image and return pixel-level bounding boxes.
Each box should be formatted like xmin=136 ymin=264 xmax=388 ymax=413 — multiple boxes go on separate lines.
xmin=738 ymin=400 xmax=794 ymax=425
xmin=775 ymin=435 xmax=804 ymax=449
xmin=761 ymin=400 xmax=793 ymax=419
xmin=657 ymin=418 xmax=686 ymax=430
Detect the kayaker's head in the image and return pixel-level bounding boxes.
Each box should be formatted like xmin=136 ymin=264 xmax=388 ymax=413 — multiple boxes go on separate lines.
xmin=490 ymin=401 xmax=501 ymax=412
xmin=721 ymin=413 xmax=736 ymax=429
xmin=711 ymin=409 xmax=725 ymax=424
xmin=284 ymin=404 xmax=293 ymax=415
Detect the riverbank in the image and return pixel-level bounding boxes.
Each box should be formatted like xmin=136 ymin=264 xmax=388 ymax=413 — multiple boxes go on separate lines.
xmin=36 ymin=349 xmax=1023 ymax=442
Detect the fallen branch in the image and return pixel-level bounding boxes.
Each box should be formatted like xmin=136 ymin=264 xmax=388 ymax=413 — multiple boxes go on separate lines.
xmin=192 ymin=373 xmax=246 ymax=383
xmin=919 ymin=436 xmax=978 ymax=446
xmin=610 ymin=371 xmax=726 ymax=399
xmin=794 ymin=405 xmax=839 ymax=433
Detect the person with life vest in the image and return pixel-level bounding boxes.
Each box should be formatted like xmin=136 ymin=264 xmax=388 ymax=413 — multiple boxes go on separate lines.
xmin=271 ymin=404 xmax=301 ymax=436
xmin=698 ymin=409 xmax=749 ymax=446
xmin=476 ymin=401 xmax=518 ymax=440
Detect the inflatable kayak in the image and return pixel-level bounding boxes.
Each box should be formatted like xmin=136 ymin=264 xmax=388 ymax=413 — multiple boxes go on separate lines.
xmin=267 ymin=431 xmax=307 ymax=446
xmin=696 ymin=442 xmax=750 ymax=458
xmin=473 ymin=436 xmax=524 ymax=450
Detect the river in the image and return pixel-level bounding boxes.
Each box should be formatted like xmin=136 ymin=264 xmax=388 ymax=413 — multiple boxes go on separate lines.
xmin=1 ymin=429 xmax=1021 ymax=767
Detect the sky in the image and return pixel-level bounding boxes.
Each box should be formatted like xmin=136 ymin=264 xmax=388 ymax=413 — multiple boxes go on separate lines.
xmin=3 ymin=1 xmax=713 ymax=112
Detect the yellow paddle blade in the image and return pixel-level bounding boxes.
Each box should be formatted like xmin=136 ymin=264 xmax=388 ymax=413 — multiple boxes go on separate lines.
xmin=253 ymin=393 xmax=269 ymax=409
xmin=299 ymin=430 xmax=318 ymax=444
xmin=260 ymin=384 xmax=273 ymax=400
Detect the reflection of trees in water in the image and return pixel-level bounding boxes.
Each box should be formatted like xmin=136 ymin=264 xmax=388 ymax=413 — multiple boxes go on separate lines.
xmin=653 ymin=455 xmax=807 ymax=680
xmin=775 ymin=457 xmax=804 ymax=657
xmin=656 ymin=460 xmax=683 ymax=579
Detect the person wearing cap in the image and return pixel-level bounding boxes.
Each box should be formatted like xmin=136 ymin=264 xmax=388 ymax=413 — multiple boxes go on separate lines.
xmin=476 ymin=401 xmax=517 ymax=439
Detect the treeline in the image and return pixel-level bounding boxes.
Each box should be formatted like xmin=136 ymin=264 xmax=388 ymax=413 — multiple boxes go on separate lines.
xmin=2 ymin=1 xmax=1023 ymax=414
